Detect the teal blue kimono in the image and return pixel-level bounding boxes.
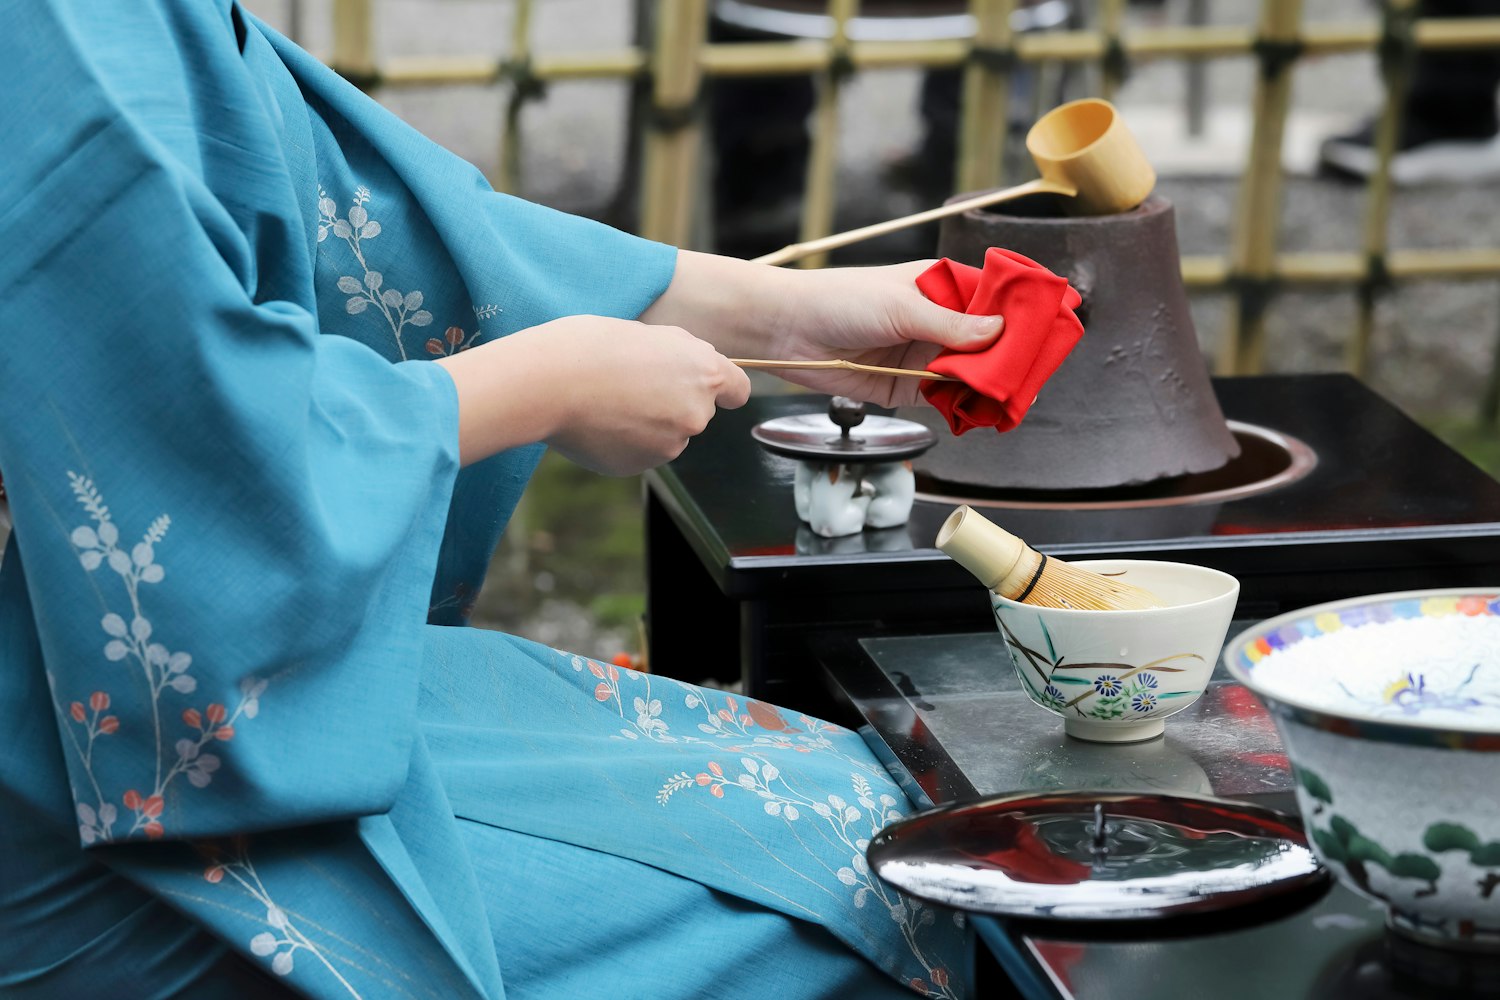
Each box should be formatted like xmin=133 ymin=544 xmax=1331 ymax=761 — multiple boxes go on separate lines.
xmin=0 ymin=3 xmax=966 ymax=997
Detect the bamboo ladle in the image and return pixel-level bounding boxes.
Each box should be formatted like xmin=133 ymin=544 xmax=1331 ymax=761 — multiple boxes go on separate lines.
xmin=756 ymin=98 xmax=1155 ymax=268
xmin=734 ymin=99 xmax=1155 ymax=381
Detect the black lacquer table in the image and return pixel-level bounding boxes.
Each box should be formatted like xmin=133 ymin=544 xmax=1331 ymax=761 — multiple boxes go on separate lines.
xmin=644 ymin=374 xmax=1500 ymax=706
xmin=642 ymin=373 xmax=1500 ymax=996
xmin=812 ymin=627 xmax=1499 ymax=1000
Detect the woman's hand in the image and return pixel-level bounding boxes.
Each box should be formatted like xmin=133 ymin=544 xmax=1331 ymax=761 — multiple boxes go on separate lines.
xmin=640 ymin=252 xmax=1003 ymax=407
xmin=436 ymin=314 xmax=750 ymax=473
xmin=758 ymin=261 xmax=1004 ymax=406
xmin=536 ymin=316 xmax=752 ymax=475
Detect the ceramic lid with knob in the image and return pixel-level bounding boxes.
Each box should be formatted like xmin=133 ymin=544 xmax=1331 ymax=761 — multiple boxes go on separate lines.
xmin=866 ymin=790 xmax=1328 ymax=923
xmin=751 ymin=396 xmax=939 ymax=463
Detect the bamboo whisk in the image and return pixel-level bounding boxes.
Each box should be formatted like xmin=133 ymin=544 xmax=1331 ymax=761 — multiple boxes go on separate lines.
xmin=936 ymin=506 xmax=1164 ymax=611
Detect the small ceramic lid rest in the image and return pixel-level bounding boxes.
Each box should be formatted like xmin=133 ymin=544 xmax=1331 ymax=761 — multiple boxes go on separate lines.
xmin=751 ymin=397 xmax=938 ymax=464
xmin=867 ymin=790 xmax=1328 ymax=923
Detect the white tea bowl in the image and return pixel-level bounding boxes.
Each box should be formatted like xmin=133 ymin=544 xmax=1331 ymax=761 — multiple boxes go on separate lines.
xmin=992 ymin=560 xmax=1240 ymax=744
xmin=1224 ymin=588 xmax=1500 ymax=952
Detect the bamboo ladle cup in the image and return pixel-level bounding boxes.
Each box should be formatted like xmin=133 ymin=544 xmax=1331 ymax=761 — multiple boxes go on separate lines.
xmin=752 ymin=97 xmax=1155 ymax=268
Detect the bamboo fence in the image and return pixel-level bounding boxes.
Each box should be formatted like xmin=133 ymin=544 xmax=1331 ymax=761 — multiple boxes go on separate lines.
xmin=326 ymin=0 xmax=1500 ymax=412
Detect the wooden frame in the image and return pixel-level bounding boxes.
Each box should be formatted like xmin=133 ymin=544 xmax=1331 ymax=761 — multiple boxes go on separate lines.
xmin=326 ymin=1 xmax=1500 ymax=394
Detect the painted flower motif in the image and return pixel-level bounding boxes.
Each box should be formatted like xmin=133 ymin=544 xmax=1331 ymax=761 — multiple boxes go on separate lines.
xmin=199 ymin=845 xmax=345 ymax=987
xmin=1379 ymin=668 xmax=1484 ymax=716
xmin=1135 ymin=672 xmax=1159 ymax=690
xmin=57 ymin=473 xmax=266 ymax=844
xmin=1131 ymin=691 xmax=1158 ymax=713
xmin=1384 ymin=672 xmax=1422 ymax=707
xmin=318 ymin=186 xmax=433 ymax=360
xmin=1094 ymin=675 xmax=1122 ymax=697
xmin=567 ymin=647 xmax=957 ymax=996
xmin=76 ymin=801 xmax=117 ymax=845
xmin=319 ymin=184 xmax=500 ymax=368
xmin=425 ymin=324 xmax=481 ymax=357
xmin=1089 ymin=699 xmax=1127 ymax=720
xmin=1041 ymin=684 xmax=1067 ymax=708
xmin=633 ymin=695 xmax=668 ymax=736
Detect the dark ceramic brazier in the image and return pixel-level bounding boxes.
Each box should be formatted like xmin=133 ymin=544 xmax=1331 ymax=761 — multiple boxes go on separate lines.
xmin=903 ymin=193 xmax=1240 ymax=491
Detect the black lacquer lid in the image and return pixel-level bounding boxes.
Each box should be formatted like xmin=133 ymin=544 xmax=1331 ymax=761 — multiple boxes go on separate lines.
xmin=751 ymin=396 xmax=938 ymax=463
xmin=867 ymin=790 xmax=1328 ymax=923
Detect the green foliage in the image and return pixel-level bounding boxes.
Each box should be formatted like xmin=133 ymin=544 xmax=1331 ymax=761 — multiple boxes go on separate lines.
xmin=1474 ymin=843 xmax=1500 ymax=867
xmin=1388 ymin=853 xmax=1442 ymax=882
xmin=1091 ymin=695 xmax=1126 ymax=720
xmin=1346 ymin=833 xmax=1394 ymax=869
xmin=1424 ymin=821 xmax=1481 ymax=854
xmin=1294 ymin=766 xmax=1333 ymax=805
xmin=1318 ymin=812 xmax=1443 ymax=890
xmin=589 ymin=592 xmax=645 ymax=631
xmin=1313 ymin=826 xmax=1347 ymax=863
xmin=1424 ymin=416 xmax=1500 ymax=480
xmin=474 ymin=451 xmax=647 ymax=654
xmin=1425 ymin=821 xmax=1500 ymax=867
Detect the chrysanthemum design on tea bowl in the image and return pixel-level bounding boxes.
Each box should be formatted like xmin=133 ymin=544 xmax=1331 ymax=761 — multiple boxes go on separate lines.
xmin=1225 ymin=589 xmax=1500 ymax=953
xmin=992 ymin=560 xmax=1240 ymax=744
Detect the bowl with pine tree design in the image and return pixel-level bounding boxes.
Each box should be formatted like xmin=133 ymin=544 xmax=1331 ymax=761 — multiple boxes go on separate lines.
xmin=992 ymin=560 xmax=1240 ymax=744
xmin=1225 ymin=589 xmax=1500 ymax=952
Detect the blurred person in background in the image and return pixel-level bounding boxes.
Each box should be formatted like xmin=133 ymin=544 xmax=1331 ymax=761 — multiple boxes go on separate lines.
xmin=1320 ymin=0 xmax=1500 ymax=183
xmin=0 ymin=2 xmax=1008 ymax=997
xmin=707 ymin=0 xmax=1075 ymax=256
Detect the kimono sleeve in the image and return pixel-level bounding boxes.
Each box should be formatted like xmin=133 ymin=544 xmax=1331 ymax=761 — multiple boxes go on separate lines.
xmin=0 ymin=27 xmax=458 ymax=844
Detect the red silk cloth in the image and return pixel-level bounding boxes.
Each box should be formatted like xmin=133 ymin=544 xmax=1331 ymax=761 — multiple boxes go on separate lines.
xmin=917 ymin=248 xmax=1085 ymax=434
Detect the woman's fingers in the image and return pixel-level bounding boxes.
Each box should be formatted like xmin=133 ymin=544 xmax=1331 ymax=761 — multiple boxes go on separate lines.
xmin=895 ymin=290 xmax=1004 ymax=353
xmin=714 ymin=355 xmax=753 ymax=410
xmin=537 ymin=318 xmax=753 ymax=476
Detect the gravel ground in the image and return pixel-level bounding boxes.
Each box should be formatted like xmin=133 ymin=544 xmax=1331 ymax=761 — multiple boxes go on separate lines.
xmin=249 ymin=0 xmax=1500 ymax=654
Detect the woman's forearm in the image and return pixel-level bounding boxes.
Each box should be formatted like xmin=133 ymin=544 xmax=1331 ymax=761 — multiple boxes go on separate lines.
xmin=435 ymin=251 xmax=1001 ymax=471
xmin=638 ymin=250 xmax=803 ymax=359
xmin=433 ymin=313 xmax=750 ymax=471
xmin=433 ymin=331 xmax=570 ymax=466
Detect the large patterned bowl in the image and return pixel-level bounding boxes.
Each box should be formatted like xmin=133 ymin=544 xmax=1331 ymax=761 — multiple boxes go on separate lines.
xmin=992 ymin=560 xmax=1240 ymax=744
xmin=1224 ymin=589 xmax=1500 ymax=952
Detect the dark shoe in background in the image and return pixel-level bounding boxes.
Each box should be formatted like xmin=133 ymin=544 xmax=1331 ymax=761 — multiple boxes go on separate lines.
xmin=1318 ymin=113 xmax=1500 ymax=184
xmin=1321 ymin=0 xmax=1500 ymax=185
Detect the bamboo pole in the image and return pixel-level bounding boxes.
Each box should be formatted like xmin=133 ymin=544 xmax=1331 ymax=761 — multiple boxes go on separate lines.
xmin=325 ymin=1 xmax=1500 ymax=383
xmin=1098 ymin=0 xmax=1127 ymax=100
xmin=639 ymin=0 xmax=709 ymax=247
xmin=529 ymin=50 xmax=650 ymax=81
xmin=1348 ymin=0 xmax=1419 ymax=377
xmin=363 ymin=21 xmax=1500 ymax=90
xmin=287 ymin=0 xmax=305 ymax=46
xmin=379 ymin=55 xmax=502 ymax=86
xmin=1221 ymin=0 xmax=1303 ymax=376
xmin=797 ymin=0 xmax=860 ymax=270
xmin=957 ymin=0 xmax=1017 ymax=194
xmin=1384 ymin=248 xmax=1500 ymax=279
xmin=1185 ymin=0 xmax=1210 ymax=136
xmin=699 ymin=41 xmax=840 ymax=76
xmin=498 ymin=0 xmax=536 ymax=195
xmin=1484 ymin=293 xmax=1500 ymax=427
xmin=1417 ymin=16 xmax=1500 ymax=47
xmin=1179 ymin=248 xmax=1500 ymax=287
xmin=331 ymin=0 xmax=376 ymax=87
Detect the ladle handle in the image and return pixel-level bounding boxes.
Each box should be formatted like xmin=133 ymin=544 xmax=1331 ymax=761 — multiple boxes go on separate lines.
xmin=730 ymin=358 xmax=959 ymax=381
xmin=752 ymin=177 xmax=1075 ymax=267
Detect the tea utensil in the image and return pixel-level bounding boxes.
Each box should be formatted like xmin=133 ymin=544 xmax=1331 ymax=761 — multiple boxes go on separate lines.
xmin=731 ymin=358 xmax=960 ymax=381
xmin=754 ymin=98 xmax=1155 ymax=267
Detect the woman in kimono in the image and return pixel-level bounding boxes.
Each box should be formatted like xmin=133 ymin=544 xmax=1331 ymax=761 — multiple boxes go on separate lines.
xmin=0 ymin=3 xmax=1006 ymax=998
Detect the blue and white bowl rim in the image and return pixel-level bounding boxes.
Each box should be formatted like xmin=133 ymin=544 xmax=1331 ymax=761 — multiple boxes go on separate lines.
xmin=1223 ymin=587 xmax=1500 ymax=748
